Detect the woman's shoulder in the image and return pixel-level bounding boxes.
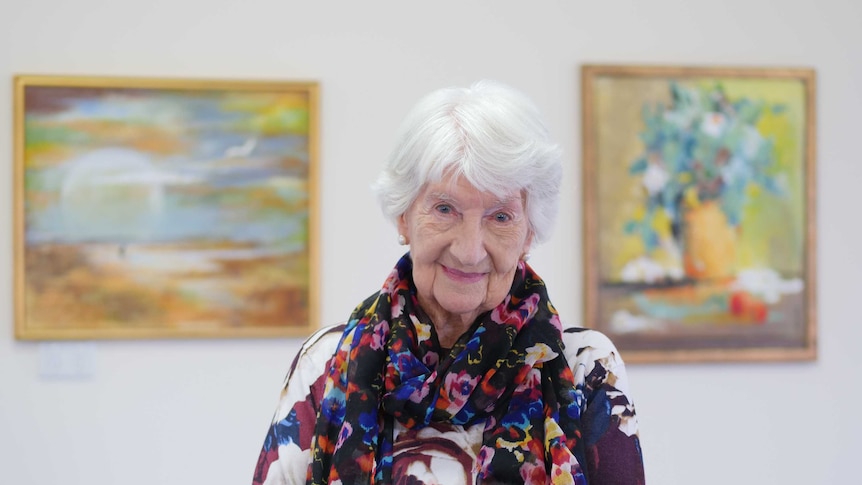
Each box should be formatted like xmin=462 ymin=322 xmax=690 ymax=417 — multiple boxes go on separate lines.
xmin=560 ymin=324 xmax=620 ymax=356
xmin=300 ymin=322 xmax=346 ymax=352
xmin=559 ymin=323 xmax=632 ymax=390
xmin=282 ymin=323 xmax=346 ymax=385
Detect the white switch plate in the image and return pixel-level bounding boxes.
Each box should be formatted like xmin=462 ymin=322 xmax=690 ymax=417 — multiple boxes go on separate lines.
xmin=39 ymin=342 xmax=97 ymax=380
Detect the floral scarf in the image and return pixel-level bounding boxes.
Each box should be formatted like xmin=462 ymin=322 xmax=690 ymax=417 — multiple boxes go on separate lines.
xmin=307 ymin=254 xmax=587 ymax=484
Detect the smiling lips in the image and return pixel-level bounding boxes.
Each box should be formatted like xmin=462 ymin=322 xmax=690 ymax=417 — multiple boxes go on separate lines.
xmin=442 ymin=264 xmax=487 ymax=283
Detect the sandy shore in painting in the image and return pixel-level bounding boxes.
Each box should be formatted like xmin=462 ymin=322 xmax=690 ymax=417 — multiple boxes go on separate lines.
xmin=24 ymin=242 xmax=309 ymax=332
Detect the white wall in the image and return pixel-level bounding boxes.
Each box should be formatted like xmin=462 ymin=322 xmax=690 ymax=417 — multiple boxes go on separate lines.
xmin=1 ymin=1 xmax=860 ymax=483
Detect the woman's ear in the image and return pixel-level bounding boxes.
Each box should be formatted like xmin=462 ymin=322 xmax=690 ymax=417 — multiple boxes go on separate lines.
xmin=397 ymin=213 xmax=409 ymax=242
xmin=520 ymin=230 xmax=534 ymax=261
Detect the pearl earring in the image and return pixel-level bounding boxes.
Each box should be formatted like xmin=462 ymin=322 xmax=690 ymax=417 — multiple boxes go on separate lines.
xmin=398 ymin=234 xmax=408 ymax=246
xmin=521 ymin=252 xmax=531 ymax=261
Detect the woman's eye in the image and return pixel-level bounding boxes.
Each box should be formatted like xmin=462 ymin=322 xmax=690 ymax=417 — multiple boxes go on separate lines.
xmin=494 ymin=212 xmax=511 ymax=223
xmin=435 ymin=204 xmax=453 ymax=214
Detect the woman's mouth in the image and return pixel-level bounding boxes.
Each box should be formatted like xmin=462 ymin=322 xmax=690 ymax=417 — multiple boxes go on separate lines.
xmin=442 ymin=265 xmax=487 ymax=283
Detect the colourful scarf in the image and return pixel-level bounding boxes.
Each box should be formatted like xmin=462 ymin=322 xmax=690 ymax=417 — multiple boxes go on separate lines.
xmin=308 ymin=254 xmax=587 ymax=484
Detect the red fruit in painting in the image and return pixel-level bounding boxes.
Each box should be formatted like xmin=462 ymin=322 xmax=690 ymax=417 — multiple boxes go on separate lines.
xmin=728 ymin=290 xmax=769 ymax=323
xmin=750 ymin=300 xmax=768 ymax=324
xmin=729 ymin=291 xmax=746 ymax=315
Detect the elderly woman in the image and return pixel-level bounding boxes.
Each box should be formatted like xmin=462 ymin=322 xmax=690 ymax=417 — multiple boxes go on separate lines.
xmin=252 ymin=81 xmax=645 ymax=485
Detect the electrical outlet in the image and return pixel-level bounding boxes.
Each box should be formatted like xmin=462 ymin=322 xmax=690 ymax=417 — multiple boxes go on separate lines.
xmin=39 ymin=342 xmax=97 ymax=380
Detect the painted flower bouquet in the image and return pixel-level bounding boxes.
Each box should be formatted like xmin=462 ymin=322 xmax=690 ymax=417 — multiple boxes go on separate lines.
xmin=622 ymin=81 xmax=785 ymax=282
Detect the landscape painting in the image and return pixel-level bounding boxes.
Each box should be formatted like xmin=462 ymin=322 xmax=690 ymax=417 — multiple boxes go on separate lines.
xmin=14 ymin=75 xmax=319 ymax=339
xmin=581 ymin=65 xmax=816 ymax=362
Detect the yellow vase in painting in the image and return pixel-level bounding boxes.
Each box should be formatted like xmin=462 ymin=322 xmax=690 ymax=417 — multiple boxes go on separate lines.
xmin=683 ymin=200 xmax=737 ymax=280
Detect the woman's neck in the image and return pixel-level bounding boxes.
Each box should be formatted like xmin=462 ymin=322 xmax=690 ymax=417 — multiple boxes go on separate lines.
xmin=434 ymin=321 xmax=473 ymax=348
xmin=428 ymin=311 xmax=479 ymax=348
xmin=416 ymin=294 xmax=484 ymax=348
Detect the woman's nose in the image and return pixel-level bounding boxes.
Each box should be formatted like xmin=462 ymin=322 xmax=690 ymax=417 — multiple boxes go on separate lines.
xmin=450 ymin=220 xmax=487 ymax=266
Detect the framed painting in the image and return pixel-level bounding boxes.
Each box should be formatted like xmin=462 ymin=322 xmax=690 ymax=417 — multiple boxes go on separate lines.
xmin=581 ymin=65 xmax=816 ymax=363
xmin=14 ymin=75 xmax=319 ymax=340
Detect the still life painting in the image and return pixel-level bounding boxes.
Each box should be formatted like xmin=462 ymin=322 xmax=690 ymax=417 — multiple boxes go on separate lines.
xmin=14 ymin=75 xmax=319 ymax=339
xmin=581 ymin=65 xmax=816 ymax=362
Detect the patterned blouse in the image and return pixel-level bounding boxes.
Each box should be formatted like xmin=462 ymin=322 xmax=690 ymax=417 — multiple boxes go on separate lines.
xmin=253 ymin=324 xmax=645 ymax=485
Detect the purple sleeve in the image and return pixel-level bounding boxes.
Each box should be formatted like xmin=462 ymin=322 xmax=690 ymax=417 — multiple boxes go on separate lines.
xmin=565 ymin=327 xmax=646 ymax=484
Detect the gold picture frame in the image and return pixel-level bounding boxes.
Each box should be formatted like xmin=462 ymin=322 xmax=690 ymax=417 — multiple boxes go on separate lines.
xmin=14 ymin=75 xmax=320 ymax=340
xmin=582 ymin=64 xmax=816 ymax=363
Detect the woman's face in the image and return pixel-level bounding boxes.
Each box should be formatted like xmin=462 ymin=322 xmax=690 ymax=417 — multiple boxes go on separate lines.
xmin=398 ymin=173 xmax=532 ymax=329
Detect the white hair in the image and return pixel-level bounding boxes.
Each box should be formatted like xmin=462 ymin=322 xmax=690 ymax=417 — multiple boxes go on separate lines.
xmin=372 ymin=80 xmax=562 ymax=243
